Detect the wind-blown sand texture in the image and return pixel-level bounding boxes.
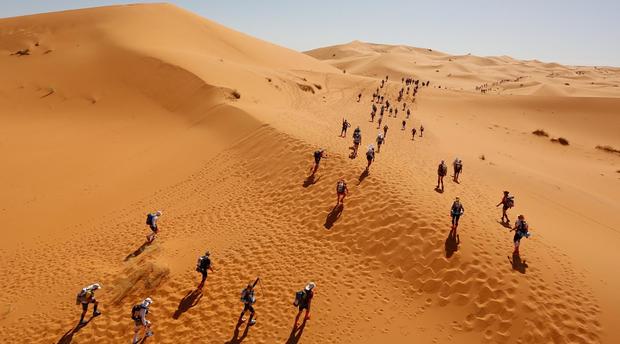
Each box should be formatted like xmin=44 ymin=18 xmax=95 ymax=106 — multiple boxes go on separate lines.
xmin=0 ymin=3 xmax=619 ymax=344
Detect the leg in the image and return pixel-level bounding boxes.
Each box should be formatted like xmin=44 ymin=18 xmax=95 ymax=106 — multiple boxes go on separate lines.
xmin=79 ymin=303 xmax=88 ymax=324
xmin=304 ymin=307 xmax=311 ymax=320
xmin=199 ymin=272 xmax=207 ymax=288
xmin=93 ymin=300 xmax=100 ymax=316
xmin=133 ymin=324 xmax=141 ymax=344
xmin=294 ymin=309 xmax=302 ymax=326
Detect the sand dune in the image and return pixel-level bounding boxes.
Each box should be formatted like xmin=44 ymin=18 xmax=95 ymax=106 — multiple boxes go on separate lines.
xmin=0 ymin=4 xmax=619 ymax=344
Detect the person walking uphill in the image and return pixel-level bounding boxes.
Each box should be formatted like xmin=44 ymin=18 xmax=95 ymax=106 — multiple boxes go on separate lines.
xmin=336 ymin=179 xmax=348 ymax=205
xmin=311 ymin=149 xmax=327 ymax=175
xmin=366 ymin=145 xmax=375 ymax=171
xmin=352 ymin=127 xmax=362 ymax=157
xmin=450 ymin=197 xmax=465 ymax=230
xmin=239 ymin=278 xmax=259 ymax=326
xmin=453 ymin=158 xmax=463 ymax=183
xmin=376 ymin=132 xmax=384 ymax=152
xmin=146 ymin=210 xmax=162 ymax=243
xmin=76 ymin=283 xmax=101 ymax=325
xmin=340 ymin=119 xmax=350 ymax=137
xmin=132 ymin=297 xmax=154 ymax=344
xmin=293 ymin=282 xmax=316 ymax=327
xmin=496 ymin=191 xmax=514 ymax=224
xmin=436 ymin=160 xmax=448 ymax=191
xmin=196 ymin=251 xmax=214 ymax=289
xmin=510 ymin=215 xmax=531 ymax=255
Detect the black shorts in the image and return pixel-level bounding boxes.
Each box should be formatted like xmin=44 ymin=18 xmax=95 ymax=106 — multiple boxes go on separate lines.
xmin=149 ymin=225 xmax=158 ymax=232
xmin=243 ymin=303 xmax=255 ymax=314
xmin=503 ymin=205 xmax=509 ymax=211
xmin=133 ymin=318 xmax=143 ymax=327
xmin=314 ymin=158 xmax=321 ymax=164
xmin=81 ymin=300 xmax=95 ymax=311
xmin=298 ymin=303 xmax=310 ymax=311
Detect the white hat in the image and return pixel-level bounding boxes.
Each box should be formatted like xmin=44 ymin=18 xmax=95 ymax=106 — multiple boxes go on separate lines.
xmin=305 ymin=282 xmax=316 ymax=291
xmin=143 ymin=297 xmax=153 ymax=307
xmin=155 ymin=210 xmax=162 ymax=216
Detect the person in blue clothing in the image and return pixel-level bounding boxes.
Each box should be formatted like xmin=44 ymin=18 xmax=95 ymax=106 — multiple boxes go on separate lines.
xmin=450 ymin=197 xmax=464 ymax=230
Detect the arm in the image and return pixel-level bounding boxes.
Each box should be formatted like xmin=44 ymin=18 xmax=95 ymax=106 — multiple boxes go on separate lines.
xmin=140 ymin=308 xmax=148 ymax=326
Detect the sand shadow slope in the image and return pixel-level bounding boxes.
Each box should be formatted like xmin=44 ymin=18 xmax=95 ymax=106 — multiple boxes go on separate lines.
xmin=324 ymin=204 xmax=344 ymax=229
xmin=172 ymin=288 xmax=203 ymax=319
xmin=445 ymin=228 xmax=460 ymax=258
xmin=286 ymin=319 xmax=307 ymax=344
xmin=508 ymin=253 xmax=528 ymax=274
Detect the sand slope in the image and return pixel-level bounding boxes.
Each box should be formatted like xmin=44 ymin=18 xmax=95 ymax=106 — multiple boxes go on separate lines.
xmin=0 ymin=4 xmax=619 ymax=344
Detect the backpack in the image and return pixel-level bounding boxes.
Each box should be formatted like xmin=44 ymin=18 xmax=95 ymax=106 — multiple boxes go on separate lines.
xmin=131 ymin=304 xmax=146 ymax=321
xmin=366 ymin=150 xmax=374 ymax=160
xmin=197 ymin=256 xmax=211 ymax=273
xmin=294 ymin=291 xmax=305 ymax=306
xmin=438 ymin=164 xmax=447 ymax=176
xmin=314 ymin=150 xmax=321 ymax=160
xmin=454 ymin=160 xmax=462 ymax=170
xmin=337 ymin=181 xmax=346 ymax=194
xmin=146 ymin=213 xmax=154 ymax=226
xmin=240 ymin=289 xmax=255 ymax=304
xmin=518 ymin=220 xmax=529 ymax=233
xmin=506 ymin=196 xmax=514 ymax=208
xmin=451 ymin=201 xmax=463 ymax=215
xmin=377 ymin=135 xmax=383 ymax=144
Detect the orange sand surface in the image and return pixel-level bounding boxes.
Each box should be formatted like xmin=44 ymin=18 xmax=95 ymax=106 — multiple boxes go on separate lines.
xmin=0 ymin=3 xmax=619 ymax=343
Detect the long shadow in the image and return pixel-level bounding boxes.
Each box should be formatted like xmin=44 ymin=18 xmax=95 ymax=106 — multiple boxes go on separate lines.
xmin=172 ymin=288 xmax=203 ymax=319
xmin=324 ymin=204 xmax=344 ymax=229
xmin=124 ymin=242 xmax=150 ymax=261
xmin=508 ymin=253 xmax=528 ymax=274
xmin=285 ymin=318 xmax=307 ymax=344
xmin=358 ymin=169 xmax=369 ymax=185
xmin=444 ymin=228 xmax=460 ymax=258
xmin=57 ymin=318 xmax=91 ymax=344
xmin=302 ymin=175 xmax=320 ymax=188
xmin=434 ymin=187 xmax=444 ymax=194
xmin=497 ymin=220 xmax=512 ymax=229
xmin=225 ymin=319 xmax=252 ymax=344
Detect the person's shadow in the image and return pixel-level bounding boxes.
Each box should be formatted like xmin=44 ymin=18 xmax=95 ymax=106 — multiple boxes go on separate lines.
xmin=57 ymin=318 xmax=92 ymax=344
xmin=324 ymin=204 xmax=344 ymax=229
xmin=303 ymin=175 xmax=320 ymax=188
xmin=124 ymin=242 xmax=150 ymax=261
xmin=358 ymin=169 xmax=369 ymax=185
xmin=434 ymin=187 xmax=444 ymax=193
xmin=498 ymin=220 xmax=512 ymax=229
xmin=172 ymin=288 xmax=203 ymax=319
xmin=286 ymin=318 xmax=307 ymax=344
xmin=444 ymin=228 xmax=460 ymax=258
xmin=225 ymin=319 xmax=252 ymax=344
xmin=508 ymin=253 xmax=528 ymax=274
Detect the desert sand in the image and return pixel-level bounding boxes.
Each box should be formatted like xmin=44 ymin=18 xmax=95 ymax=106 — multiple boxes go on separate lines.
xmin=0 ymin=3 xmax=619 ymax=344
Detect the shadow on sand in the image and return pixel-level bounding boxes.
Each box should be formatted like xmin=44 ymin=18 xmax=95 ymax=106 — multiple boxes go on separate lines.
xmin=286 ymin=318 xmax=307 ymax=344
xmin=124 ymin=242 xmax=150 ymax=261
xmin=358 ymin=169 xmax=369 ymax=185
xmin=498 ymin=220 xmax=512 ymax=229
xmin=444 ymin=228 xmax=460 ymax=258
xmin=434 ymin=187 xmax=444 ymax=194
xmin=57 ymin=317 xmax=93 ymax=344
xmin=225 ymin=318 xmax=252 ymax=344
xmin=172 ymin=288 xmax=203 ymax=319
xmin=324 ymin=204 xmax=344 ymax=229
xmin=302 ymin=174 xmax=320 ymax=188
xmin=508 ymin=253 xmax=528 ymax=274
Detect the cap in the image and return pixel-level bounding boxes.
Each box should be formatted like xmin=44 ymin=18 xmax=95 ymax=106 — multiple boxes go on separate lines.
xmin=305 ymin=282 xmax=316 ymax=291
xmin=155 ymin=210 xmax=162 ymax=216
xmin=143 ymin=297 xmax=153 ymax=306
xmin=204 ymin=250 xmax=210 ymax=256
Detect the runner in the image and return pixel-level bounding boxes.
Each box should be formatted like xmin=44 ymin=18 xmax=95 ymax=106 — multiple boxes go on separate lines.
xmin=366 ymin=145 xmax=375 ymax=170
xmin=145 ymin=210 xmax=162 ymax=243
xmin=293 ymin=282 xmax=316 ymax=327
xmin=376 ymin=132 xmax=384 ymax=152
xmin=336 ymin=179 xmax=348 ymax=205
xmin=453 ymin=158 xmax=463 ymax=182
xmin=450 ymin=197 xmax=465 ymax=229
xmin=496 ymin=191 xmax=514 ymax=224
xmin=311 ymin=149 xmax=327 ymax=175
xmin=132 ymin=298 xmax=154 ymax=344
xmin=340 ymin=119 xmax=350 ymax=137
xmin=76 ymin=283 xmax=101 ymax=325
xmin=239 ymin=279 xmax=259 ymax=325
xmin=510 ymin=215 xmax=531 ymax=255
xmin=401 ymin=120 xmax=406 ymax=130
xmin=437 ymin=160 xmax=447 ymax=191
xmin=196 ymin=251 xmax=214 ymax=289
xmin=411 ymin=127 xmax=417 ymax=140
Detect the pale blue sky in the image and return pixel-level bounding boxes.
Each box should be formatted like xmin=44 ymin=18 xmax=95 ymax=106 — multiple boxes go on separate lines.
xmin=1 ymin=1 xmax=618 ymax=66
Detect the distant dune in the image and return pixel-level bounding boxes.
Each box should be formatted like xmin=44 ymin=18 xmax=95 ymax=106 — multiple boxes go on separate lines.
xmin=306 ymin=40 xmax=620 ymax=97
xmin=0 ymin=4 xmax=619 ymax=344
